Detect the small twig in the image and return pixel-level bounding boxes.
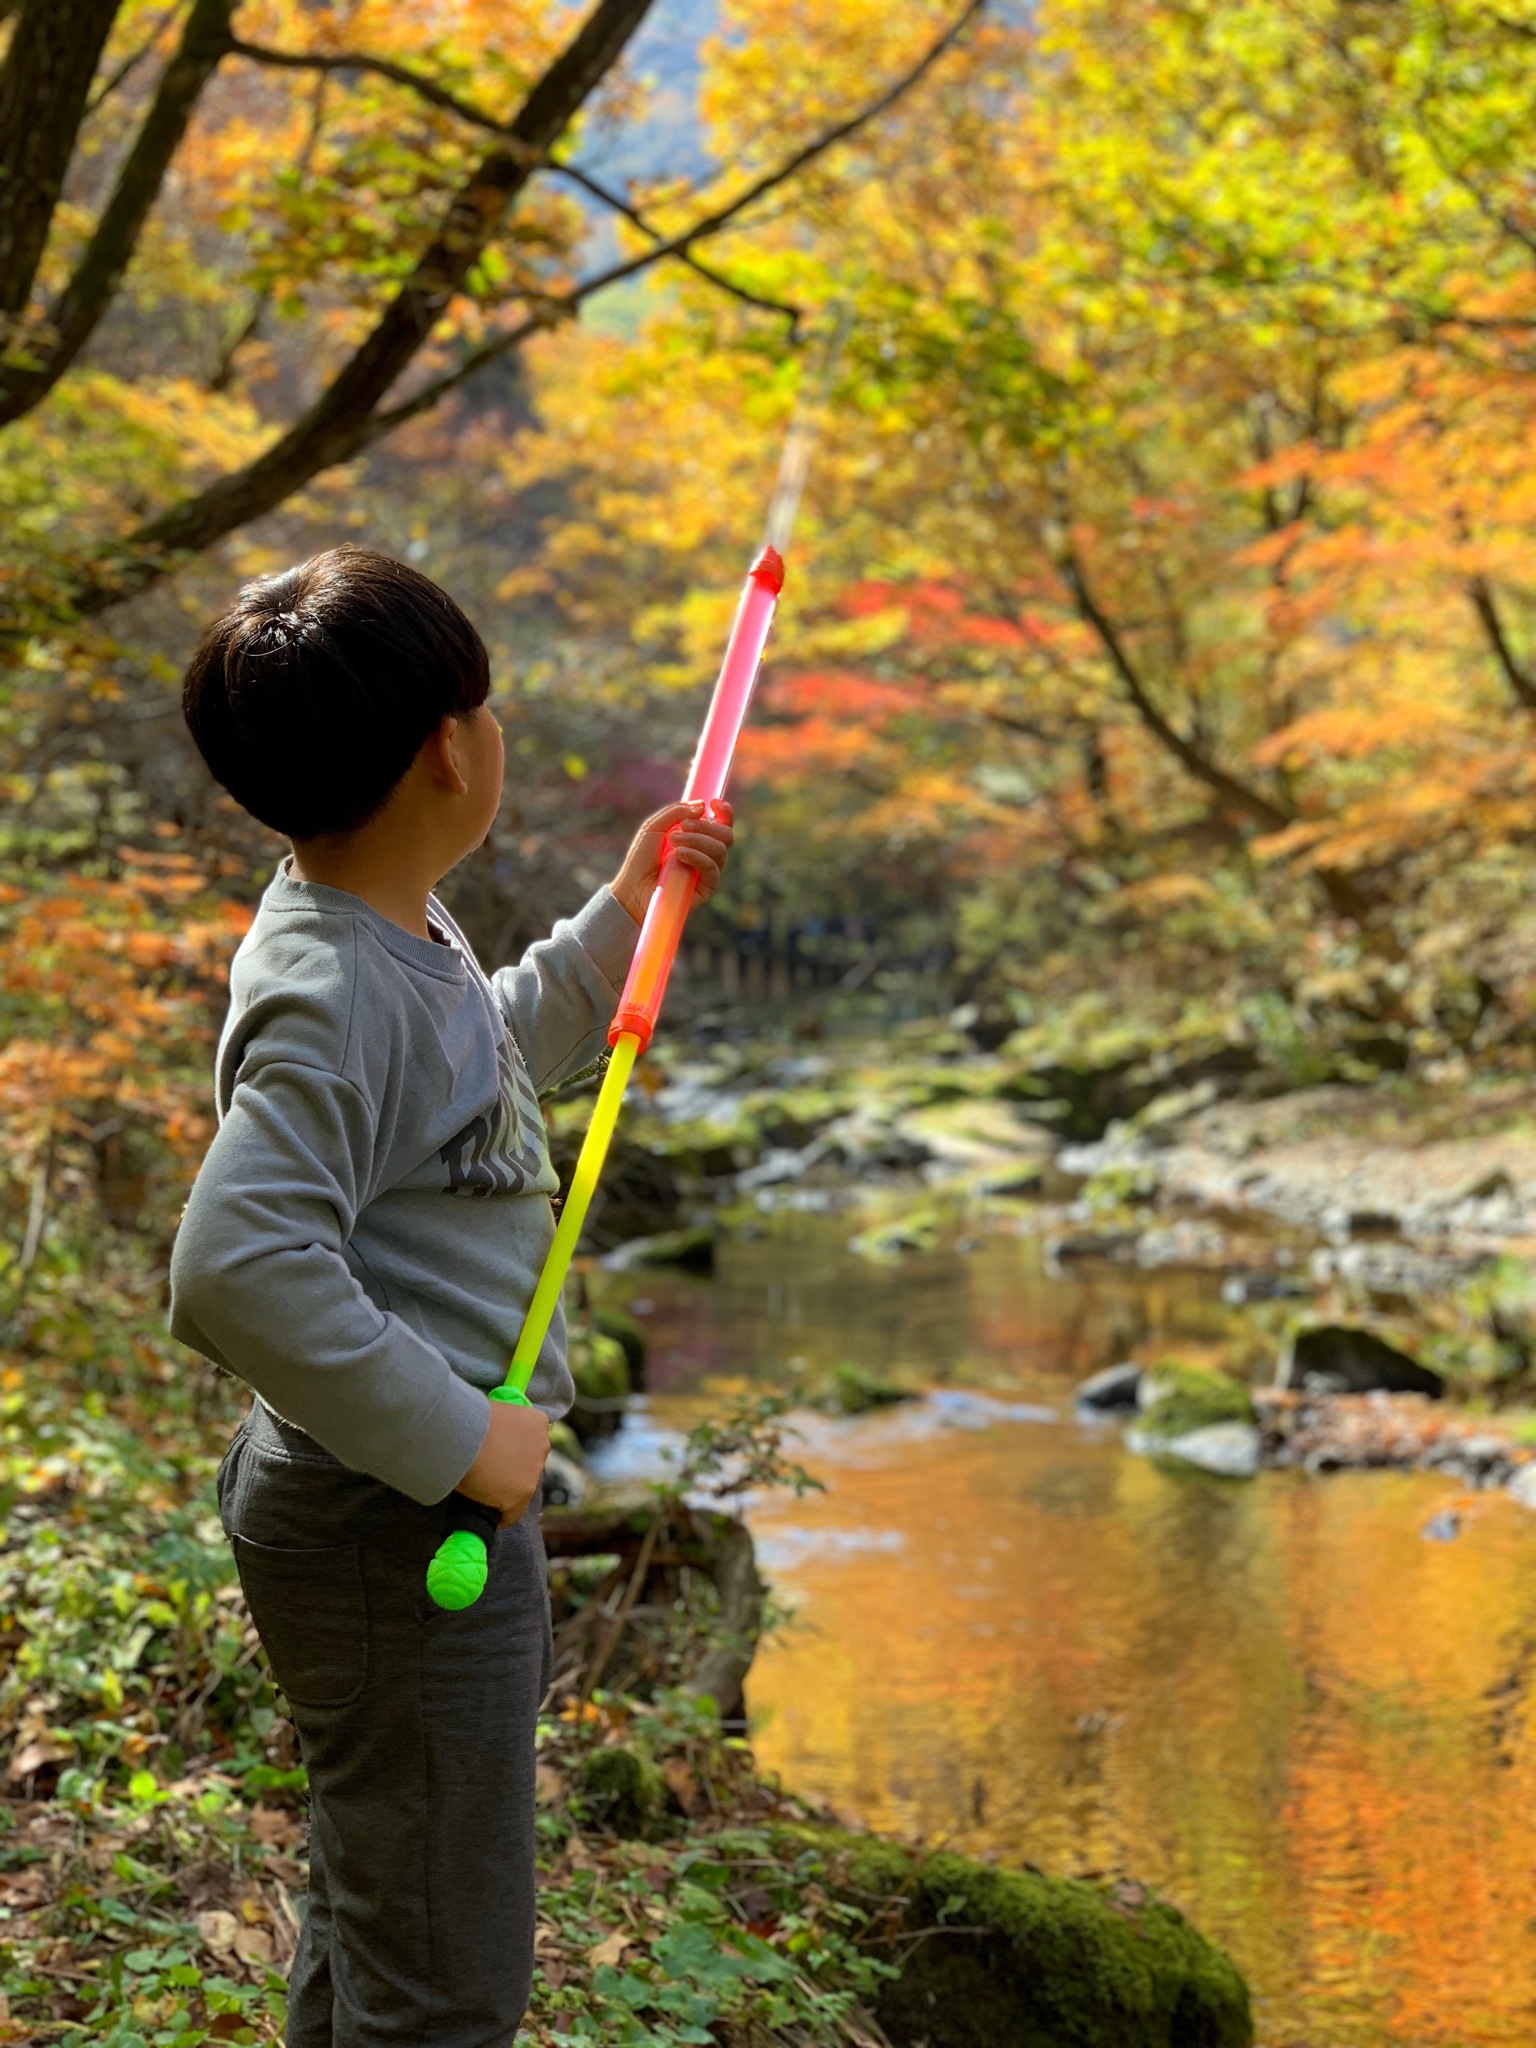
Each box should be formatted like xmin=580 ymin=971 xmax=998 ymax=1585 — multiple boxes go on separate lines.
xmin=580 ymin=1515 xmax=662 ymax=1703
xmin=18 ymin=1148 xmax=50 ymax=1278
xmin=85 ymin=4 xmax=182 ymax=117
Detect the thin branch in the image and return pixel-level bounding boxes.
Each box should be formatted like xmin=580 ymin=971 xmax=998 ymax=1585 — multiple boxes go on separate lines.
xmin=1471 ymin=574 xmax=1536 ymax=712
xmin=1054 ymin=532 xmax=1291 ymax=833
xmin=550 ymin=161 xmax=801 ymax=328
xmin=1054 ymin=511 xmax=1376 ymax=915
xmin=1415 ymin=106 xmax=1536 ymax=263
xmin=228 ymin=34 xmax=542 ymax=159
xmin=234 ymin=30 xmax=802 ymax=324
xmin=85 ymin=4 xmax=184 ymax=117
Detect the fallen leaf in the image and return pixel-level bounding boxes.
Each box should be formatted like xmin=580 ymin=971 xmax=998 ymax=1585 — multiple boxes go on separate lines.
xmin=6 ymin=1739 xmax=67 ymax=1783
xmin=535 ymin=1762 xmax=566 ymax=1807
xmin=542 ymin=1960 xmax=568 ymax=1992
xmin=660 ymin=1756 xmax=700 ymax=1816
xmin=234 ymin=1924 xmax=274 ymax=1970
xmin=587 ymin=1930 xmax=630 ymax=1971
xmin=238 ymin=1893 xmax=270 ymax=1925
xmin=249 ymin=1802 xmax=303 ymax=1847
xmin=197 ymin=1909 xmax=239 ymax=1955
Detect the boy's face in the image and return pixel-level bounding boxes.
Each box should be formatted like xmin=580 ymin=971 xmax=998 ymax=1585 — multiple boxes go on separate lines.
xmin=454 ymin=704 xmax=504 ymax=857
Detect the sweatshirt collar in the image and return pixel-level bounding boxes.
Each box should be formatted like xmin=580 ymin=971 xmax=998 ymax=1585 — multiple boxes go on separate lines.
xmin=265 ymin=861 xmax=469 ymax=982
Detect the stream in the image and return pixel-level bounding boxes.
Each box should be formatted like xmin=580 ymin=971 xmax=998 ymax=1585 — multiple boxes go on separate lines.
xmin=588 ymin=1214 xmax=1536 ymax=2048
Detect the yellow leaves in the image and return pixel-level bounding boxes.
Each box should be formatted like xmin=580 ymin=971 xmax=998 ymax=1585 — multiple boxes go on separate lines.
xmin=1111 ymin=874 xmax=1222 ymax=914
xmin=1251 ymin=701 xmax=1455 ymax=771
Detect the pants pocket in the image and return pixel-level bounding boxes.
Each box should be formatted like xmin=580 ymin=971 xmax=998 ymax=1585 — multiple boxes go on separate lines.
xmin=233 ymin=1537 xmax=368 ymax=1708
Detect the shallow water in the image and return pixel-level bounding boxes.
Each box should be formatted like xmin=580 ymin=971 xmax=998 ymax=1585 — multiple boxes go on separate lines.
xmin=590 ymin=1218 xmax=1536 ymax=2047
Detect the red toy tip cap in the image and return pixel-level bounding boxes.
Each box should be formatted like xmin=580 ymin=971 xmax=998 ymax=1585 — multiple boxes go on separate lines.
xmin=750 ymin=546 xmax=785 ymax=595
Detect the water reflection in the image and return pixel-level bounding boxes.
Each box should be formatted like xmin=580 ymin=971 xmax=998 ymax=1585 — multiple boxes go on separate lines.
xmin=591 ymin=1220 xmax=1536 ymax=2046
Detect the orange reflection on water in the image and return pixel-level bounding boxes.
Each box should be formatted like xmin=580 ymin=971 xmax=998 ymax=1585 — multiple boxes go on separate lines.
xmin=740 ymin=1405 xmax=1536 ymax=2048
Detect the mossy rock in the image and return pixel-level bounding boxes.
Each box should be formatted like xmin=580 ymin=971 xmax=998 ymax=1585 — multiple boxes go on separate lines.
xmin=568 ymin=1328 xmax=630 ymax=1441
xmin=848 ymin=1208 xmax=943 ymax=1260
xmin=1136 ymin=1361 xmax=1256 ymax=1441
xmin=824 ymin=1361 xmax=915 ymax=1415
xmin=548 ymin=1419 xmax=585 ymax=1464
xmin=609 ymin=1226 xmax=717 ymax=1273
xmin=773 ymin=1825 xmax=1252 ymax=2048
xmin=578 ymin=1744 xmax=663 ymax=1838
xmin=592 ymin=1306 xmax=647 ymax=1389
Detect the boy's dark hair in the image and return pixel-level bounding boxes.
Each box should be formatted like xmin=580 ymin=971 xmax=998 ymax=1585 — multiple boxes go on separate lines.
xmin=182 ymin=546 xmax=491 ymax=839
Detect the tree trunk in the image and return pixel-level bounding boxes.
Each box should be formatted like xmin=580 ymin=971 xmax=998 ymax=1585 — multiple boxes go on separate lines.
xmin=0 ymin=0 xmax=235 ymax=424
xmin=0 ymin=0 xmax=122 ymax=318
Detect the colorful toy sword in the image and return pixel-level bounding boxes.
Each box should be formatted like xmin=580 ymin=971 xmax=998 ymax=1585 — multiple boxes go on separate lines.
xmin=425 ymin=372 xmax=831 ymax=1609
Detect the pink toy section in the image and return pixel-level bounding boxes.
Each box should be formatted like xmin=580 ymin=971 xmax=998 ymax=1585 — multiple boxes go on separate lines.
xmin=609 ymin=549 xmax=784 ymax=1051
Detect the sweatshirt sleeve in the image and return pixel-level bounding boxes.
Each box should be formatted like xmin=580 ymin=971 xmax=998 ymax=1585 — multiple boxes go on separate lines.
xmin=491 ymin=886 xmax=639 ymax=1093
xmin=169 ymin=1056 xmax=490 ymax=1504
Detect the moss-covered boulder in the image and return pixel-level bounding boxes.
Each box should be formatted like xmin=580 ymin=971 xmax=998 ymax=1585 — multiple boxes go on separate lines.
xmin=776 ymin=1826 xmax=1252 ymax=2048
xmin=606 ymin=1225 xmax=717 ymax=1273
xmin=567 ymin=1327 xmax=631 ymax=1441
xmin=822 ymin=1361 xmax=915 ymax=1414
xmin=592 ymin=1306 xmax=648 ymax=1389
xmin=1136 ymin=1361 xmax=1256 ymax=1439
xmin=578 ymin=1744 xmax=664 ymax=1837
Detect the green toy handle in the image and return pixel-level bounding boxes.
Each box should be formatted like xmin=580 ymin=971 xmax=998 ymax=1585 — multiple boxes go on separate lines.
xmin=425 ymin=1384 xmax=531 ymax=1612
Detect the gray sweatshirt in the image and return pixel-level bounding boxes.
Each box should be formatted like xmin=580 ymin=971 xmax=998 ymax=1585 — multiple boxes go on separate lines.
xmin=169 ymin=866 xmax=638 ymax=1504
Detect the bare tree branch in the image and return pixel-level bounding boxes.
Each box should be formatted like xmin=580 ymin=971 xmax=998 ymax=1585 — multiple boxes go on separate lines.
xmin=1054 ymin=535 xmax=1292 ymax=833
xmin=84 ymin=2 xmax=182 ymax=117
xmin=1471 ymin=574 xmax=1536 ymax=712
xmin=550 ymin=161 xmax=802 ymax=328
xmin=228 ymin=34 xmax=542 ymax=157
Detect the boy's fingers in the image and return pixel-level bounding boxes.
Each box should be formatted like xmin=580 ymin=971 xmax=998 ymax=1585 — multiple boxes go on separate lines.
xmin=647 ymin=800 xmax=706 ymax=832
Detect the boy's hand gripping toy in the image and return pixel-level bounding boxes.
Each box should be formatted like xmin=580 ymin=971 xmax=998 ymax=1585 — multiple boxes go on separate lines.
xmin=426 ymin=356 xmax=835 ymax=1610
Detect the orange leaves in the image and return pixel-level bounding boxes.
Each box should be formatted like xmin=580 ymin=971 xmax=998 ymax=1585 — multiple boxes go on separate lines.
xmin=0 ymin=868 xmax=248 ymax=1184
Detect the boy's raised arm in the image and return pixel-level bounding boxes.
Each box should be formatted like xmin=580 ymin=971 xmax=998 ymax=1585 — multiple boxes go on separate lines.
xmin=490 ymin=886 xmax=639 ymax=1093
xmin=169 ymin=1056 xmax=490 ymax=1504
xmin=492 ymin=802 xmax=733 ymax=1091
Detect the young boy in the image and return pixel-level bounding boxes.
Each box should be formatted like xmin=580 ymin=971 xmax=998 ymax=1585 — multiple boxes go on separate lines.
xmin=169 ymin=545 xmax=732 ymax=2047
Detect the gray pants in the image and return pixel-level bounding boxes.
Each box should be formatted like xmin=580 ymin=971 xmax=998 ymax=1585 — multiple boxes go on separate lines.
xmin=218 ymin=1401 xmax=551 ymax=2048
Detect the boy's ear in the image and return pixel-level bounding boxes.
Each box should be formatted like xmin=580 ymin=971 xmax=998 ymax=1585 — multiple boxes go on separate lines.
xmin=421 ymin=716 xmax=469 ymax=796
